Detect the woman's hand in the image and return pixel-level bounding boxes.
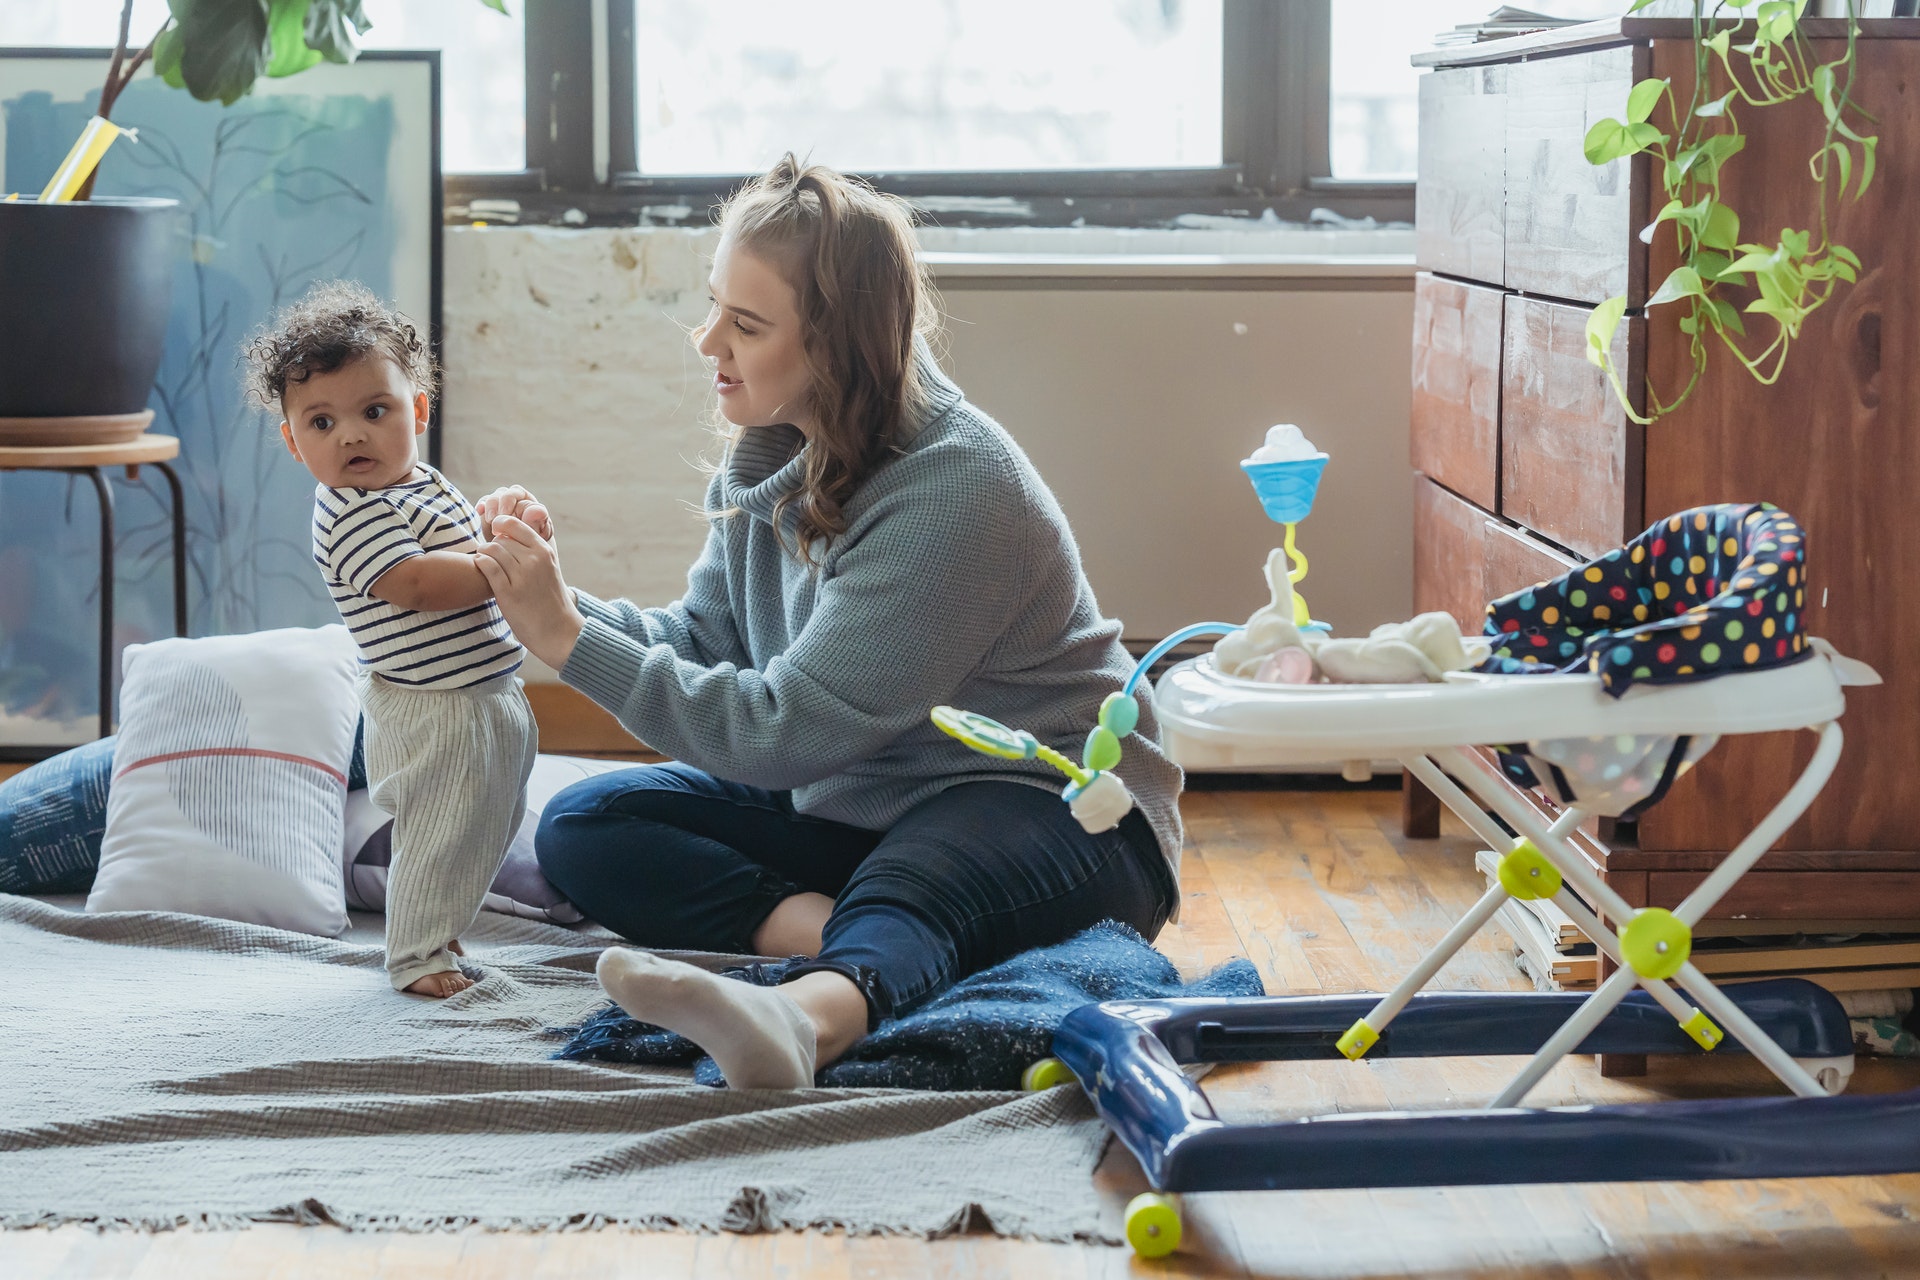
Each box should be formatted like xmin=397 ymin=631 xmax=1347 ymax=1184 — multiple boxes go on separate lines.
xmin=474 ymin=514 xmax=586 ymax=671
xmin=474 ymin=485 xmax=554 ymax=541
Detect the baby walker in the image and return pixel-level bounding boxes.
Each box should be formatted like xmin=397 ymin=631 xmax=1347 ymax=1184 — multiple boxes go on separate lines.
xmin=933 ymin=427 xmax=1915 ymax=1259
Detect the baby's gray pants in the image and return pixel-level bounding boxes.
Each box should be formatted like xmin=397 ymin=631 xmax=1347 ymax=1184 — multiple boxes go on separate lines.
xmin=360 ymin=671 xmax=538 ymax=990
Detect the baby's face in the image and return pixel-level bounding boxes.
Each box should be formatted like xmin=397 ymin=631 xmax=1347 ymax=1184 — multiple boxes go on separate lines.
xmin=278 ymin=353 xmax=429 ymax=490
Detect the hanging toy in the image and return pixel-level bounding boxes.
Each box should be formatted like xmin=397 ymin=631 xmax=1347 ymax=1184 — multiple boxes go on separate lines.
xmin=931 ymin=692 xmax=1140 ymax=833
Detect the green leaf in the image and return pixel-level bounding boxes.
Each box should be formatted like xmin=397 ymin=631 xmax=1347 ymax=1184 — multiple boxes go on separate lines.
xmin=1706 ymin=297 xmax=1748 ymax=338
xmin=1705 ymin=28 xmax=1733 ymax=58
xmin=1648 ymin=266 xmax=1706 ymax=307
xmin=1639 ymin=197 xmax=1684 ymax=245
xmin=1822 ymin=139 xmax=1852 ymax=197
xmin=1832 ymin=244 xmax=1862 ymax=269
xmin=1694 ymin=90 xmax=1738 ymax=118
xmin=1583 ymin=118 xmax=1629 ymax=165
xmin=1627 ymin=0 xmax=1665 ymax=10
xmin=1699 ymin=133 xmax=1747 ymax=163
xmin=1585 ymin=294 xmax=1628 ymax=367
xmin=1726 ymin=249 xmax=1780 ymax=274
xmin=1693 ymin=250 xmax=1734 ymax=282
xmin=152 ymin=25 xmax=187 ymax=90
xmin=1700 ymin=201 xmax=1740 ymax=252
xmin=173 ymin=0 xmax=272 ymax=105
xmin=1627 ymin=77 xmax=1667 ymax=125
xmin=478 ymin=0 xmax=508 ymax=11
xmin=1625 ymin=121 xmax=1666 ymax=151
xmin=1858 ymin=134 xmax=1877 ymax=197
xmin=266 ymin=0 xmax=323 ymax=77
xmin=304 ymin=0 xmax=370 ymax=64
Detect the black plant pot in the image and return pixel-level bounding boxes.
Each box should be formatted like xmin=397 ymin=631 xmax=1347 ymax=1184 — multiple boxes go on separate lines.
xmin=0 ymin=196 xmax=180 ymax=421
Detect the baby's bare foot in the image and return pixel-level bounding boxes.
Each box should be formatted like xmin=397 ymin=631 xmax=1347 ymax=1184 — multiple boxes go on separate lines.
xmin=404 ymin=969 xmax=474 ymax=999
xmin=448 ymin=939 xmax=465 ymax=956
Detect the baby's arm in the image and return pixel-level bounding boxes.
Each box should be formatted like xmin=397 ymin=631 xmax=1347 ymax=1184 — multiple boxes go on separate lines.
xmin=369 ymin=552 xmax=493 ymax=612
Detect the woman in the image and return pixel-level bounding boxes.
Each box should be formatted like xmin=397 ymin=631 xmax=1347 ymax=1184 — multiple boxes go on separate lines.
xmin=473 ymin=156 xmax=1182 ymax=1089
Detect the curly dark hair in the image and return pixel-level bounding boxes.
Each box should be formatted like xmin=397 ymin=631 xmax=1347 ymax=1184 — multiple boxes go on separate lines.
xmin=244 ymin=279 xmax=438 ymax=410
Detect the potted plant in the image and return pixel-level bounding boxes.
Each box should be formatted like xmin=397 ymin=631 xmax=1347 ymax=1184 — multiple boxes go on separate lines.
xmin=1581 ymin=0 xmax=1878 ymax=424
xmin=0 ymin=0 xmax=505 ymax=438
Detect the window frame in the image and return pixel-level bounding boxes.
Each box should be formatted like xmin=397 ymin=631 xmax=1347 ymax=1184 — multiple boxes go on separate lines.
xmin=443 ymin=0 xmax=1414 ymax=228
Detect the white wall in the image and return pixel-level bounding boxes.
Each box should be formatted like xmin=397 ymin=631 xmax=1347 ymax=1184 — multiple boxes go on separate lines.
xmin=439 ymin=225 xmax=1415 ymax=674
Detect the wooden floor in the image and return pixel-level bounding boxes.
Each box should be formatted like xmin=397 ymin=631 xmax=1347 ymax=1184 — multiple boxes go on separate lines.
xmin=12 ymin=787 xmax=1920 ymax=1278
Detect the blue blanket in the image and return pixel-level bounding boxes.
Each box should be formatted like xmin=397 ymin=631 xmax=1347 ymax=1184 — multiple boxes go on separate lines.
xmin=553 ymin=921 xmax=1265 ymax=1090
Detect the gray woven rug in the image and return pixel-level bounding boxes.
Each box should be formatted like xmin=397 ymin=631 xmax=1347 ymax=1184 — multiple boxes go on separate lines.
xmin=0 ymin=895 xmax=1113 ymax=1238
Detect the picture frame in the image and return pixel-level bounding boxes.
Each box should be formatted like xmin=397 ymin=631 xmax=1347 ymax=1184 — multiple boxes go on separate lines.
xmin=0 ymin=48 xmax=440 ymax=755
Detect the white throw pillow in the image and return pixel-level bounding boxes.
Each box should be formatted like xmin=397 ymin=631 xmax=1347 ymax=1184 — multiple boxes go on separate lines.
xmin=342 ymin=753 xmax=629 ymax=924
xmin=88 ymin=626 xmax=360 ymax=936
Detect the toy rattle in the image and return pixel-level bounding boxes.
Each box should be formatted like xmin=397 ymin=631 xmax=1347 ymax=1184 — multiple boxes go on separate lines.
xmin=931 ymin=693 xmax=1140 ymax=834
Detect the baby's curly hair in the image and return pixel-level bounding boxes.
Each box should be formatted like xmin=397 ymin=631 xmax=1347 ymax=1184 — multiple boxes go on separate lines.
xmin=244 ymin=280 xmax=437 ymax=410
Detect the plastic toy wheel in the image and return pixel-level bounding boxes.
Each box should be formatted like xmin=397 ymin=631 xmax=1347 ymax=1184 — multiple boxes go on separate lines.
xmin=1125 ymin=1192 xmax=1182 ymax=1258
xmin=1800 ymin=1055 xmax=1856 ymax=1095
xmin=1021 ymin=1056 xmax=1075 ymax=1091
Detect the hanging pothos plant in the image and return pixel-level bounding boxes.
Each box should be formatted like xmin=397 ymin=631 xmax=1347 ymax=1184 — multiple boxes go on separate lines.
xmin=1582 ymin=0 xmax=1876 ymax=425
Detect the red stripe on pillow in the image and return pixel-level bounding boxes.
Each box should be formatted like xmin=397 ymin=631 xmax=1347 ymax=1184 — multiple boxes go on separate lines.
xmin=115 ymin=748 xmax=348 ymax=786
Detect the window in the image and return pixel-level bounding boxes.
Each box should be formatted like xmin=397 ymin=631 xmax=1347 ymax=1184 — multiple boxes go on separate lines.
xmin=358 ymin=0 xmax=526 ymax=174
xmin=634 ymin=0 xmax=1223 ymax=176
xmin=0 ymin=1 xmax=172 ymax=50
xmin=2 ymin=1 xmax=1439 ymax=225
xmin=1329 ymin=0 xmax=1493 ymax=180
xmin=0 ymin=0 xmax=524 ymax=176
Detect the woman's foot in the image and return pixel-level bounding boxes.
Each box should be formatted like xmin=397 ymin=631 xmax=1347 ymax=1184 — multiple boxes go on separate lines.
xmin=596 ymin=948 xmax=817 ymax=1089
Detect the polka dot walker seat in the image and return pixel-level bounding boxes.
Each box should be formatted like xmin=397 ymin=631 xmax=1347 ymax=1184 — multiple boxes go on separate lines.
xmin=1476 ymin=504 xmax=1812 ymax=818
xmin=1480 ymin=503 xmax=1810 ymax=694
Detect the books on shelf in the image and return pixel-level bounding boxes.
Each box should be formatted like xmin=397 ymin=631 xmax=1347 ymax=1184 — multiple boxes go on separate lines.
xmin=1476 ymin=850 xmax=1597 ymax=990
xmin=1433 ymin=5 xmax=1603 ymax=46
xmin=1473 ymin=849 xmax=1920 ymax=998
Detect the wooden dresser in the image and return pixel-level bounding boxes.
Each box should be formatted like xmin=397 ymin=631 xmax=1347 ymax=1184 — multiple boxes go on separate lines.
xmin=1407 ymin=18 xmax=1920 ymax=927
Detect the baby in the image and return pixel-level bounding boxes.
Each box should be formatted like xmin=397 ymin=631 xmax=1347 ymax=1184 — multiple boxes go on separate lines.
xmin=247 ymin=280 xmax=538 ymax=997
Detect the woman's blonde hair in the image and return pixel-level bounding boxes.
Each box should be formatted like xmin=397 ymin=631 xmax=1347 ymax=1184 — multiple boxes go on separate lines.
xmin=706 ymin=154 xmax=937 ymax=559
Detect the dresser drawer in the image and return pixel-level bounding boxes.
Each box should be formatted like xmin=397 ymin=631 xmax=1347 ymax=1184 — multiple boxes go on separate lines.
xmin=1414 ymin=477 xmax=1582 ymax=637
xmin=1411 ymin=273 xmax=1502 ymax=511
xmin=1483 ymin=518 xmax=1579 ymax=601
xmin=1501 ymin=294 xmax=1644 ymax=561
xmin=1412 ymin=475 xmax=1489 ymax=634
xmin=1415 ymin=64 xmax=1506 ymax=284
xmin=1504 ymin=44 xmax=1650 ymax=305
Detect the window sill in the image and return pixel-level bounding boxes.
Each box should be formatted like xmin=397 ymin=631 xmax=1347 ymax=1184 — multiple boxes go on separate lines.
xmin=919 ymin=252 xmax=1415 ymax=281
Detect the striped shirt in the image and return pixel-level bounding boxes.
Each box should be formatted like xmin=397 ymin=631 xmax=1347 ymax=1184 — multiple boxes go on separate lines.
xmin=311 ymin=464 xmax=522 ymax=690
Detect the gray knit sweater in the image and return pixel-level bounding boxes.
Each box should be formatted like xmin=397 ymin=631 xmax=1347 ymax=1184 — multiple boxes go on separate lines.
xmin=560 ymin=350 xmax=1185 ymax=877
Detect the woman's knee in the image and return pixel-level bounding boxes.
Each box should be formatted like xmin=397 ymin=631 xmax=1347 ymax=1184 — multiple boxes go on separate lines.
xmin=533 ymin=764 xmax=688 ymax=886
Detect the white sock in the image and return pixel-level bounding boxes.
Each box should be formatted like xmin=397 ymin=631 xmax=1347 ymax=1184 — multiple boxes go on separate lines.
xmin=596 ymin=948 xmax=818 ymax=1090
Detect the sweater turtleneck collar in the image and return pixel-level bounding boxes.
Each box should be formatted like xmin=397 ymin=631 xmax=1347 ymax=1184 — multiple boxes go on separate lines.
xmin=721 ymin=339 xmax=964 ymax=526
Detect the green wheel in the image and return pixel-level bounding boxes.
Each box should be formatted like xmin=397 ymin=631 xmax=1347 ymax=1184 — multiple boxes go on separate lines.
xmin=1021 ymin=1056 xmax=1074 ymax=1091
xmin=1125 ymin=1192 xmax=1182 ymax=1258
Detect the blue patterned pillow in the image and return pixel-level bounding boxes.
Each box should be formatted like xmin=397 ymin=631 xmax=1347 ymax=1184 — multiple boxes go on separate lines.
xmin=0 ymin=736 xmax=117 ymax=894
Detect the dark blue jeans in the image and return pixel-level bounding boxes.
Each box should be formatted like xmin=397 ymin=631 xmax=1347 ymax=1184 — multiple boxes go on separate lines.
xmin=534 ymin=763 xmax=1176 ymax=1026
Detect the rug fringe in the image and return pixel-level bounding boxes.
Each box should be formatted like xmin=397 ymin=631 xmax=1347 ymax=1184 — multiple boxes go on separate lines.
xmin=0 ymin=1202 xmax=1120 ymax=1245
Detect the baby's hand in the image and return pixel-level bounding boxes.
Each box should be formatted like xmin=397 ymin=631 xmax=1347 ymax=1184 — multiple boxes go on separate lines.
xmin=521 ymin=503 xmax=554 ymax=541
xmin=475 ymin=486 xmax=553 ymax=541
